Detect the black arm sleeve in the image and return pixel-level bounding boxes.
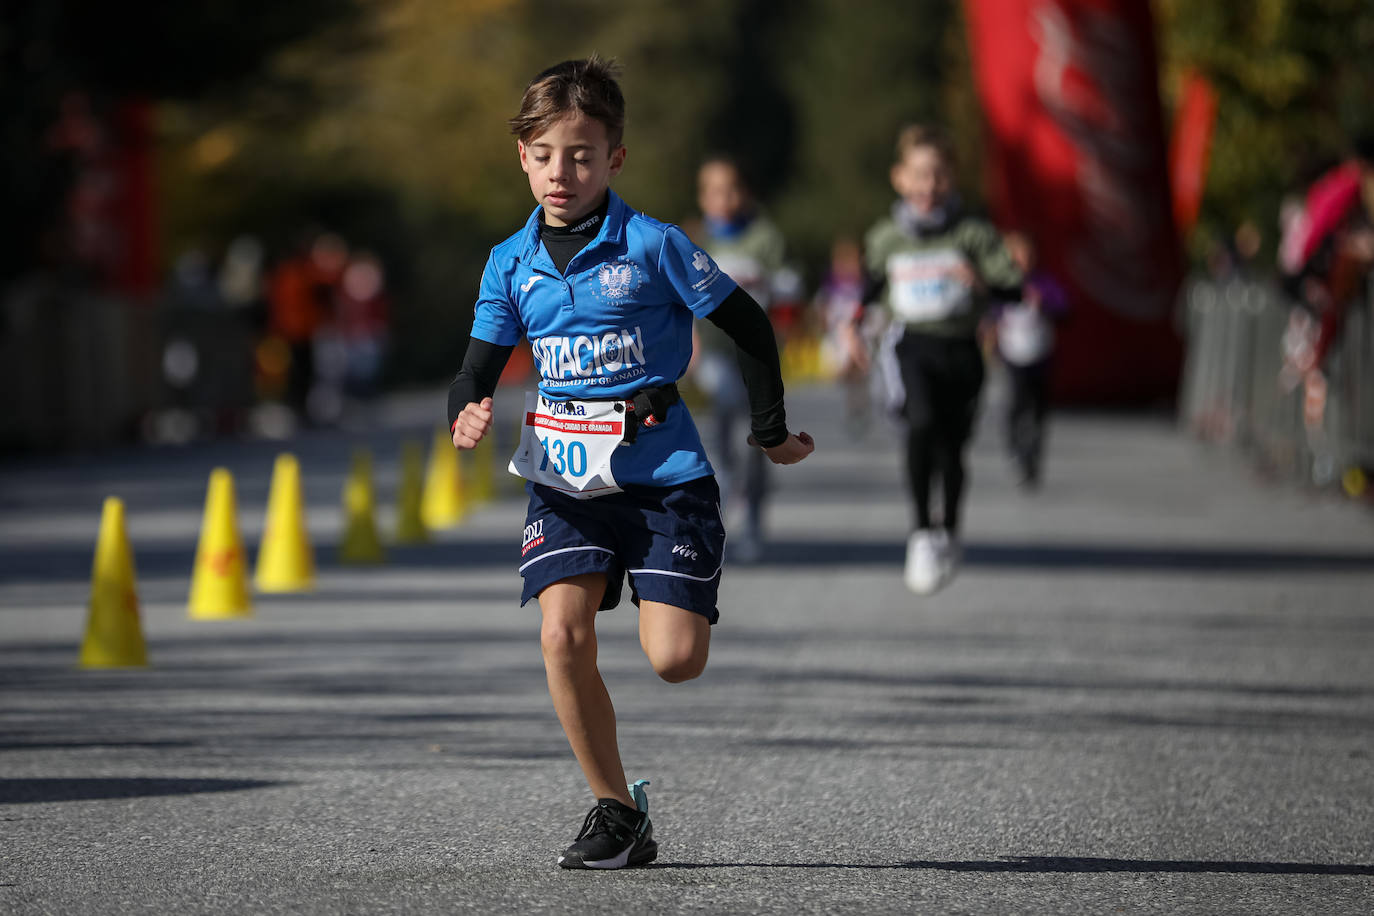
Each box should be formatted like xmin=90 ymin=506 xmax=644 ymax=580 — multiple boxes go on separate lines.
xmin=985 ymin=281 xmax=1024 ymax=302
xmin=703 ymin=285 xmax=789 ymax=448
xmin=860 ymin=268 xmax=887 ymax=312
xmin=447 ymin=338 xmax=515 ymax=430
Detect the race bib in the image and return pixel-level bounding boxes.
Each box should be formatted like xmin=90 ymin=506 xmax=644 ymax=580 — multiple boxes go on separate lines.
xmin=997 ymin=302 xmax=1054 ymax=366
xmin=887 ymin=249 xmax=973 ymax=324
xmin=508 ymin=391 xmax=624 ymax=498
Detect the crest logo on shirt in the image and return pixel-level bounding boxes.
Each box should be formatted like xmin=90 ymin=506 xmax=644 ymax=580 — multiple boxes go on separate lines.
xmin=597 ymin=261 xmax=640 ymax=300
xmin=691 ymin=250 xmax=711 ymax=272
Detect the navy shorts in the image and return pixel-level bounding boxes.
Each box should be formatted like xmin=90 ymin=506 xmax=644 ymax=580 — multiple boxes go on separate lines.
xmin=518 ymin=476 xmax=726 ymax=624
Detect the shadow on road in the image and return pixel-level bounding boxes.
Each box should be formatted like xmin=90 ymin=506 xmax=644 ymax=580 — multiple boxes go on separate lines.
xmin=0 ymin=539 xmax=513 ymax=586
xmin=747 ymin=538 xmax=1374 ymax=574
xmin=760 ymin=539 xmax=1374 ymax=573
xmin=654 ymin=856 xmax=1374 ymax=875
xmin=8 ymin=535 xmax=1374 ymax=586
xmin=0 ymin=776 xmax=285 ymax=805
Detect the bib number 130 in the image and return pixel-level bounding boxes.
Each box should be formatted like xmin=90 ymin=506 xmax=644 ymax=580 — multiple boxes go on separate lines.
xmin=538 ymin=437 xmax=588 ymax=478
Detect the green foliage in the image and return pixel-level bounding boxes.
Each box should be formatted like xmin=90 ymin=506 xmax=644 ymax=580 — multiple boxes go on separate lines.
xmin=1156 ymin=0 xmax=1374 ymax=260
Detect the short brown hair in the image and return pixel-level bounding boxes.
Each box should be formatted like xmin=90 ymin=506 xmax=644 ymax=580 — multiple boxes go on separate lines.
xmin=509 ymin=55 xmax=626 ymax=148
xmin=894 ymin=124 xmax=953 ymax=164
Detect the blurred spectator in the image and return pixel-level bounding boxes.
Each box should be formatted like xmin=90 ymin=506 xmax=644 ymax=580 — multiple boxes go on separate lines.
xmin=217 ymin=234 xmax=267 ymax=316
xmin=335 ymin=250 xmax=391 ymax=399
xmin=1276 ymin=135 xmax=1374 ymax=419
xmin=988 ymin=231 xmax=1068 ymax=490
xmin=265 ymin=230 xmax=348 ymax=421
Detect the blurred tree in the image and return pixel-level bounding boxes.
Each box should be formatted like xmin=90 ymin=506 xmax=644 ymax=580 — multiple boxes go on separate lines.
xmin=0 ymin=0 xmax=360 ymax=287
xmin=1156 ymin=0 xmax=1374 ymax=263
xmin=773 ymin=0 xmax=959 ymax=266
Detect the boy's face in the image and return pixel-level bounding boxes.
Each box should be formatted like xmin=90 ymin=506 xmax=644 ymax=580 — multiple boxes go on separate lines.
xmin=698 ymin=162 xmax=748 ymax=222
xmin=890 ymin=144 xmax=953 ymax=215
xmin=518 ymin=112 xmax=625 ymax=227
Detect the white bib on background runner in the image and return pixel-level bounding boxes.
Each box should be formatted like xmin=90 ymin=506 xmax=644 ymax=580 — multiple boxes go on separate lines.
xmin=997 ymin=301 xmax=1054 ymax=366
xmin=509 ymin=391 xmax=624 ymax=498
xmin=887 ymin=249 xmax=973 ymax=324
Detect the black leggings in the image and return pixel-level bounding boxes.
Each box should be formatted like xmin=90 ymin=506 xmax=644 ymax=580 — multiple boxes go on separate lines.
xmin=895 ymin=332 xmax=985 ymax=534
xmin=1005 ymin=358 xmax=1051 ymax=483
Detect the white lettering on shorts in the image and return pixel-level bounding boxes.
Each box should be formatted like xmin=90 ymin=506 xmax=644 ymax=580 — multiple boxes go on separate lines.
xmin=671 ymin=544 xmax=699 ymax=561
xmin=522 ymin=519 xmax=545 ymax=557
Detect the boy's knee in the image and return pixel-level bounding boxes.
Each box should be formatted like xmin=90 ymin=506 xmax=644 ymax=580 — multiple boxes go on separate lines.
xmin=540 ymin=618 xmax=593 ymax=666
xmin=906 ymin=416 xmax=935 ymax=443
xmin=648 ymin=644 xmax=708 ymax=683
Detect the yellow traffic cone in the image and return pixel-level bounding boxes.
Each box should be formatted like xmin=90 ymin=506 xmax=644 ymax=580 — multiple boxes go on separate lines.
xmin=421 ymin=427 xmax=465 ymax=530
xmin=188 ymin=468 xmax=253 ymax=619
xmin=394 ymin=440 xmax=429 ymax=544
xmin=80 ymin=497 xmax=149 ymax=667
xmin=255 ymin=453 xmax=315 ymax=592
xmin=473 ymin=433 xmax=495 ymax=504
xmin=500 ymin=412 xmax=525 ymax=497
xmin=802 ymin=336 xmax=824 ymax=381
xmin=339 ymin=448 xmax=384 ymax=564
xmin=780 ymin=338 xmax=800 ymax=383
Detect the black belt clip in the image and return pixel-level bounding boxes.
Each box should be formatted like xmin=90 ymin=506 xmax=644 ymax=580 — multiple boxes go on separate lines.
xmin=621 ymin=383 xmax=679 ymax=445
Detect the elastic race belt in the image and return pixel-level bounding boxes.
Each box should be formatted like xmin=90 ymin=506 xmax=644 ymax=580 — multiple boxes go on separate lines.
xmin=581 ymin=383 xmax=679 ymax=445
xmin=621 ymin=383 xmax=679 ymax=444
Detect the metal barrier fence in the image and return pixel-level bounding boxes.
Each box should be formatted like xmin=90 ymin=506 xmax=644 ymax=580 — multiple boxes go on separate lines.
xmin=1179 ymin=274 xmax=1374 ymax=490
xmin=1 ymin=286 xmax=256 ymax=453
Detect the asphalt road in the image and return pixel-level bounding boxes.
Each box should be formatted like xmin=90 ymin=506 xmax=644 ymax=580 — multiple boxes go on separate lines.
xmin=2 ymin=380 xmax=1373 ymax=914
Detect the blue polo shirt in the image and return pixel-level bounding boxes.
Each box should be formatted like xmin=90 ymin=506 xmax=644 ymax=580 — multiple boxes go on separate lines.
xmin=471 ymin=190 xmax=737 ymax=487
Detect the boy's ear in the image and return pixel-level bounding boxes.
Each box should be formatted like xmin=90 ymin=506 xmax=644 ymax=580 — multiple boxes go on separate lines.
xmin=889 ymin=162 xmax=905 ymax=195
xmin=517 ymin=140 xmax=531 ymax=174
xmin=609 ymin=144 xmax=627 ymax=176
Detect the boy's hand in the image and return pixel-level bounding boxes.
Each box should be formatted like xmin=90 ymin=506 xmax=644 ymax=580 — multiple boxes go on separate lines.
xmin=950 ymin=261 xmax=983 ymax=293
xmin=842 ymin=322 xmax=870 ymax=374
xmin=452 ymin=397 xmax=494 ymax=450
xmin=749 ymin=431 xmax=815 ymax=465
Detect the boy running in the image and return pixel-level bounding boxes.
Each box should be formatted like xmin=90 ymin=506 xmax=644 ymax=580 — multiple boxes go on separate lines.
xmin=447 ymin=57 xmax=813 ymax=870
xmin=858 ymin=125 xmax=1021 ymax=594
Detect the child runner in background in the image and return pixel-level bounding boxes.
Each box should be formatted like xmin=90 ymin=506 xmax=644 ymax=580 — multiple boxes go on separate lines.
xmin=689 ymin=156 xmax=795 ymax=562
xmin=447 ymin=57 xmax=813 ymax=871
xmin=859 ymin=125 xmax=1021 ymax=595
xmin=990 ymin=231 xmax=1067 ymax=490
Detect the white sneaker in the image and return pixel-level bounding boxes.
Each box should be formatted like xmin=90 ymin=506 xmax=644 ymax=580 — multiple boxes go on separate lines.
xmin=936 ymin=530 xmax=961 ymax=587
xmin=904 ymin=530 xmax=941 ymax=594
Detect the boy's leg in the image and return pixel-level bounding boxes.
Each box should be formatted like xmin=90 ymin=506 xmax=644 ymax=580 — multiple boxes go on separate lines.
xmin=896 ymin=334 xmax=937 ymax=530
xmin=639 ymin=601 xmax=711 ymax=683
xmin=933 ymin=339 xmax=986 ymax=534
xmin=1025 ymin=360 xmax=1051 ymax=482
xmin=539 ymin=572 xmax=635 ymax=808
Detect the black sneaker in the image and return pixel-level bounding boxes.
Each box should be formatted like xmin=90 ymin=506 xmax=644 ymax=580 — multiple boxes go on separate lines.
xmin=557 ymin=790 xmax=657 ymax=870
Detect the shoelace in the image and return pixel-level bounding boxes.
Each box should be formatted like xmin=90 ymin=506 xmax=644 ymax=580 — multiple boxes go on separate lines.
xmin=575 ymin=803 xmax=636 ymax=842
